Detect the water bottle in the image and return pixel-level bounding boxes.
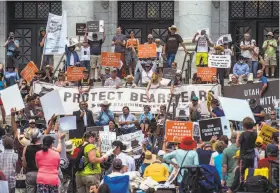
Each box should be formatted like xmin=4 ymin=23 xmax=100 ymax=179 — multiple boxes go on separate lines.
xmin=79 ymin=156 xmax=85 ymax=169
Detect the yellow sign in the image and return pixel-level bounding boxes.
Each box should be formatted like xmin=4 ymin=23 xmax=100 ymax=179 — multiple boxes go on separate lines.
xmin=70 ymin=138 xmax=84 ymax=147
xmin=259 ymin=124 xmax=278 ymax=145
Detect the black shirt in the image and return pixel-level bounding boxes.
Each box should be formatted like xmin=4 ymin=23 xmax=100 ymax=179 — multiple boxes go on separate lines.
xmin=38 ymin=36 xmax=44 ymax=54
xmin=78 ymin=78 xmax=94 ymax=88
xmin=197 ymin=148 xmax=214 ymax=165
xmin=251 ymin=105 xmax=265 ymax=124
xmin=88 ymin=39 xmax=103 ymax=55
xmin=164 ymin=34 xmax=183 ymax=54
xmin=25 ymin=144 xmax=42 ymax=172
xmin=238 ymin=130 xmax=257 ymax=157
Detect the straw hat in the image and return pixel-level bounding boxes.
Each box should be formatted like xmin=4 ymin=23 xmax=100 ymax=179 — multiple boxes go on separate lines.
xmin=168 ymin=25 xmax=178 ymax=32
xmin=266 ymin=32 xmax=274 ymax=37
xmin=143 ymin=150 xmax=157 ymax=164
xmin=65 ymin=140 xmax=75 ymax=152
xmin=100 ymin=101 xmax=111 ymax=106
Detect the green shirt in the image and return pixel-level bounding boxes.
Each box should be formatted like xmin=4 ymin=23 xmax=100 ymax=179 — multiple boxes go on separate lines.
xmin=222 ymin=143 xmax=239 ymax=186
xmin=76 ymin=144 xmax=101 ymax=176
xmin=263 ymin=39 xmax=277 ymax=57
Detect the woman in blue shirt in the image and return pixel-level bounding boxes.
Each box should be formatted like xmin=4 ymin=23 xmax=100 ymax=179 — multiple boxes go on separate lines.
xmin=139 ymin=105 xmax=153 ymax=135
xmin=4 ymin=62 xmax=19 ymax=87
xmin=0 ymin=72 xmax=6 ymax=124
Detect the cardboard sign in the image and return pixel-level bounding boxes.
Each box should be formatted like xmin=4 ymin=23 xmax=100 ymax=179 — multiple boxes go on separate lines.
xmin=101 ymin=52 xmax=121 ymax=67
xmin=216 ymin=34 xmax=232 ymax=45
xmin=87 ymin=20 xmax=104 ymax=32
xmin=99 ymin=131 xmax=116 ymax=153
xmin=163 ymin=68 xmax=177 ymax=80
xmin=166 ymin=120 xmax=193 ymax=143
xmin=76 ymin=23 xmax=86 ymax=36
xmin=66 ymin=67 xmax=86 ymax=82
xmin=59 ymin=116 xmax=77 ymax=131
xmin=259 ymin=124 xmax=278 ymax=145
xmin=197 ymin=67 xmax=217 ymax=82
xmin=208 ymin=55 xmax=231 ymax=68
xmin=199 ymin=118 xmax=223 ymax=141
xmin=138 ymin=44 xmax=157 ymax=58
xmin=40 ymin=134 xmax=66 ymax=159
xmin=20 ymin=61 xmax=38 ymax=83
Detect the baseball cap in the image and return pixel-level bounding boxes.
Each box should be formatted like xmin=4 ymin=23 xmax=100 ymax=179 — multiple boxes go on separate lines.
xmin=192 ymin=96 xmax=199 ymax=101
xmin=112 ymin=67 xmax=118 ymax=72
xmin=266 ymin=144 xmax=278 ymax=157
xmin=29 ymin=119 xmax=36 ymax=124
xmin=257 ymin=70 xmax=263 ymax=74
xmin=157 ymin=150 xmax=166 ymax=157
xmin=112 ymin=159 xmax=123 ymax=170
xmin=105 ymin=67 xmax=110 ymax=71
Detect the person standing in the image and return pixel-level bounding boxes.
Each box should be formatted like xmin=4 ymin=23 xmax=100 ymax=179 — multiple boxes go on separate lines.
xmin=126 ymin=30 xmax=139 ymax=75
xmin=163 ymin=25 xmax=188 ymax=68
xmin=80 ymin=41 xmax=91 ymax=73
xmin=240 ymin=33 xmax=254 ymax=67
xmin=118 ymin=106 xmax=137 ymax=134
xmin=4 ymin=58 xmax=19 ymax=87
xmin=251 ymin=40 xmax=260 ymax=78
xmin=3 ymin=32 xmax=19 ymax=69
xmin=38 ymin=27 xmax=54 ymax=67
xmin=85 ymin=29 xmax=106 ymax=80
xmin=262 ymin=32 xmax=277 ymax=77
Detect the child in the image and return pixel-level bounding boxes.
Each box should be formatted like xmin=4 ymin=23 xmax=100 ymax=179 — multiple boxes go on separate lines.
xmin=88 ymin=182 xmax=99 ymax=193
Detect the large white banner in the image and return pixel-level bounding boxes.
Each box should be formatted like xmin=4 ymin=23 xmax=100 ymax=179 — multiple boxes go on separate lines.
xmin=33 ymin=82 xmax=221 ymax=115
xmin=43 ymin=11 xmax=67 ymax=55
xmin=208 ymin=55 xmax=231 ymax=68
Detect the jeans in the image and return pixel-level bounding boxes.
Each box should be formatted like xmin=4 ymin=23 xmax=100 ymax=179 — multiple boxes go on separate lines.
xmin=119 ymin=127 xmax=135 ymax=134
xmin=134 ymin=70 xmax=142 ymax=86
xmin=26 ymin=171 xmax=38 ymax=193
xmin=167 ymin=53 xmax=176 ymax=68
xmin=217 ymin=68 xmax=225 ymax=87
xmin=251 ymin=61 xmax=259 ymax=78
xmin=81 ymin=60 xmax=91 ymax=73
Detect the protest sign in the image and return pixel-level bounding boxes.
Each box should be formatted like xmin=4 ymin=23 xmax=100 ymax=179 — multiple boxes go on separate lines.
xmin=99 ymin=131 xmax=116 ymax=152
xmin=193 ymin=122 xmax=201 ymax=142
xmin=163 ymin=68 xmax=177 ymax=80
xmin=101 ymin=52 xmax=121 ymax=67
xmin=44 ymin=11 xmax=67 ymax=55
xmin=219 ymin=97 xmax=255 ymax=122
xmin=34 ymin=82 xmax=221 ymax=114
xmin=66 ymin=67 xmax=86 ymax=81
xmin=197 ymin=67 xmax=217 ymax=82
xmin=259 ymin=125 xmax=278 ymax=145
xmin=160 ymin=78 xmax=171 ymax=86
xmin=0 ymin=181 xmax=8 ymax=193
xmin=70 ymin=138 xmax=83 ymax=148
xmin=216 ymin=34 xmax=232 ymax=45
xmin=220 ymin=116 xmax=231 ymax=139
xmin=223 ymin=80 xmax=279 ymax=114
xmin=20 ymin=61 xmax=38 ymax=83
xmin=76 ymin=23 xmax=86 ymax=36
xmin=40 ymin=90 xmax=66 ymax=121
xmin=199 ymin=118 xmax=223 ymax=141
xmin=59 ymin=116 xmax=77 ymax=131
xmin=138 ymin=44 xmax=157 ymax=58
xmin=40 ymin=134 xmax=66 ymax=159
xmin=117 ymin=131 xmax=143 ymax=149
xmin=208 ymin=55 xmax=231 ymax=68
xmin=166 ymin=121 xmax=193 ymax=143
xmin=87 ymin=20 xmax=104 ymax=32
xmin=0 ymin=85 xmax=25 ymax=115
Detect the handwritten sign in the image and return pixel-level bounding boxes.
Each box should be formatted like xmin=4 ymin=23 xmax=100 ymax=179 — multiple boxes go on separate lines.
xmin=101 ymin=52 xmax=121 ymax=67
xmin=166 ymin=120 xmax=193 ymax=143
xmin=197 ymin=67 xmax=217 ymax=82
xmin=199 ymin=118 xmax=223 ymax=141
xmin=100 ymin=131 xmax=116 ymax=153
xmin=208 ymin=55 xmax=231 ymax=68
xmin=138 ymin=44 xmax=157 ymax=58
xmin=66 ymin=67 xmax=86 ymax=82
xmin=76 ymin=23 xmax=86 ymax=36
xmin=87 ymin=20 xmax=104 ymax=32
xmin=70 ymin=138 xmax=83 ymax=148
xmin=20 ymin=61 xmax=38 ymax=83
xmin=163 ymin=68 xmax=177 ymax=80
xmin=259 ymin=124 xmax=278 ymax=145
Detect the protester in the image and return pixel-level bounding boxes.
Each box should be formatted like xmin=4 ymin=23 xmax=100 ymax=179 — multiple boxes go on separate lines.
xmin=19 ymin=79 xmax=30 ymax=100
xmin=112 ymin=27 xmax=126 ymax=58
xmin=112 ymin=141 xmax=129 ymax=173
xmin=256 ymin=70 xmax=267 ymax=97
xmin=143 ymin=159 xmax=169 ymax=183
xmin=263 ymin=110 xmax=279 ymax=127
xmin=249 ymin=98 xmax=265 ymax=125
xmin=4 ymin=58 xmax=19 ymax=87
xmin=228 ymin=74 xmax=241 ymax=86
xmin=170 ymin=70 xmax=183 ymax=107
xmin=38 ymin=27 xmax=53 ymax=67
xmin=121 ymin=144 xmax=136 ymax=172
xmin=100 ymin=67 xmax=111 ymax=86
xmin=35 ymin=136 xmax=60 ymax=193
xmin=0 ymin=72 xmax=6 ymax=124
xmin=96 ymin=101 xmax=114 ymax=126
xmin=240 ymin=33 xmax=254 ymax=66
xmin=210 ymin=99 xmax=225 ymax=117
xmin=262 ymin=32 xmax=277 ymax=77
xmin=211 ymin=141 xmax=226 ymax=181
xmin=0 ymin=136 xmax=18 ymax=193
xmin=43 ymin=64 xmax=53 ymax=83
xmin=55 ymin=71 xmax=69 ymax=87
xmin=140 ymin=150 xmax=156 ymax=175
xmin=118 ymin=106 xmax=137 ymax=134
xmin=258 ymin=144 xmax=278 ymax=168
xmin=136 ymin=60 xmax=157 ymax=87
xmin=126 ymin=30 xmax=139 ymax=75
xmin=146 ymin=73 xmax=162 ymax=101
xmin=104 ymin=68 xmax=122 ymax=88
xmin=163 ymin=25 xmax=188 ymax=68
xmin=139 ymin=105 xmax=153 ymax=134
xmin=192 ymin=30 xmax=214 ymax=67
xmin=230 ymin=56 xmax=253 ymax=83
xmin=155 ymin=39 xmax=164 ymax=76
xmin=80 ymin=40 xmax=91 ymax=73
xmin=4 ymin=32 xmax=19 ymax=70
xmin=188 ymin=96 xmax=201 ymax=122
xmin=236 ymin=117 xmax=257 ymax=177
xmin=196 ymin=141 xmax=214 ymax=165
xmin=123 ymin=75 xmax=136 ymax=88
xmin=251 ymin=40 xmax=260 ymax=78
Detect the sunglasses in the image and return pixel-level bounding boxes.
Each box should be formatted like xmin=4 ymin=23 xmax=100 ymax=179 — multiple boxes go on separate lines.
xmin=22 ymin=83 xmax=26 ymax=85
xmin=171 ymin=28 xmax=176 ymax=30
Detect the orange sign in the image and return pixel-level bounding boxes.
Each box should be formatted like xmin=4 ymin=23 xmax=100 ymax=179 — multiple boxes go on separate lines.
xmin=166 ymin=120 xmax=193 ymax=143
xmin=138 ymin=44 xmax=157 ymax=58
xmin=20 ymin=61 xmax=38 ymax=83
xmin=66 ymin=67 xmax=86 ymax=81
xmin=197 ymin=67 xmax=217 ymax=82
xmin=101 ymin=52 xmax=121 ymax=67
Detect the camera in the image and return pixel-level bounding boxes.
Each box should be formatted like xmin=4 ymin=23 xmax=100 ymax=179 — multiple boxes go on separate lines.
xmin=9 ymin=36 xmax=14 ymax=40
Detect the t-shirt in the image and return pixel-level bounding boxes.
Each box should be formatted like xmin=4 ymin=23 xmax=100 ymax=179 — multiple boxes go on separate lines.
xmin=143 ymin=163 xmax=169 ymax=182
xmin=222 ymin=144 xmax=238 ymax=186
xmin=240 ymin=40 xmax=253 ymax=59
xmin=25 ymin=144 xmax=42 ymax=172
xmin=196 ymin=148 xmax=214 ymax=165
xmin=7 ymin=39 xmax=19 ymax=56
xmin=88 ymin=39 xmax=103 ymax=55
xmin=165 ymin=34 xmax=183 ymax=54
xmin=112 ymin=34 xmax=127 ymax=53
xmin=238 ymin=131 xmax=257 ymax=158
xmin=224 ymin=48 xmax=233 ymax=56
xmin=196 ymin=36 xmax=210 ymax=53
xmin=80 ymin=46 xmax=91 ymax=61
xmin=263 ymin=39 xmax=277 ymax=57
xmin=251 ymin=105 xmax=265 ymax=124
xmin=259 ymin=76 xmax=268 ymax=85
xmin=78 ymin=78 xmax=94 ymax=88
xmin=116 ymin=152 xmax=129 ymax=169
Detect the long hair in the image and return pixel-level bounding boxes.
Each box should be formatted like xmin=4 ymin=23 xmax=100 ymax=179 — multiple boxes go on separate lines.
xmin=42 ymin=136 xmax=55 ymax=152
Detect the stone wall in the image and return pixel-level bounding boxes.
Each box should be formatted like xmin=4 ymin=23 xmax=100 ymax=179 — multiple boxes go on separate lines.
xmin=0 ymin=1 xmax=7 ymax=65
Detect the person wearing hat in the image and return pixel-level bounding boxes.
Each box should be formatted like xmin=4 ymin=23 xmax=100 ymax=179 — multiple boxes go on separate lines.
xmin=135 ymin=60 xmax=157 ymax=87
xmin=65 ymin=37 xmax=80 ymax=68
xmin=123 ymin=75 xmax=136 ymax=88
xmin=104 ymin=67 xmax=122 ymax=88
xmin=249 ymin=98 xmax=265 ymax=125
xmin=210 ymin=99 xmax=224 ymax=118
xmin=4 ymin=32 xmax=19 ymax=63
xmin=78 ymin=69 xmax=94 ymax=94
xmin=163 ymin=25 xmax=188 ymax=68
xmin=96 ymin=101 xmax=114 ymax=126
xmin=163 ymin=136 xmax=198 ymax=187
xmin=256 ymin=69 xmax=268 ymax=97
xmin=258 ymin=144 xmax=278 ymax=169
xmin=100 ymin=67 xmax=111 ymax=86
xmin=139 ymin=150 xmax=157 ymax=175
xmin=262 ymin=31 xmax=277 ymax=77
xmin=189 ymin=96 xmax=201 ymax=122
xmin=4 ymin=57 xmax=19 ymax=87
xmin=230 ymin=55 xmax=253 ymax=83
xmin=143 ymin=156 xmax=169 ymax=183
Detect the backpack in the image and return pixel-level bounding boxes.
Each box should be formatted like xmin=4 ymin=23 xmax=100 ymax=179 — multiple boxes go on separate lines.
xmin=73 ymin=143 xmax=90 ymax=172
xmin=244 ymin=175 xmax=269 ymax=192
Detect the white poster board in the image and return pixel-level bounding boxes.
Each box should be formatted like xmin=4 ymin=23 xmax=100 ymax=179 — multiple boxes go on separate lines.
xmin=216 ymin=34 xmax=232 ymax=45
xmin=219 ymin=97 xmax=255 ymax=122
xmin=208 ymin=55 xmax=231 ymax=68
xmin=59 ymin=116 xmax=77 ymax=131
xmin=220 ymin=116 xmax=232 ymax=139
xmin=99 ymin=131 xmax=116 ymax=153
xmin=0 ymin=85 xmax=25 ymax=115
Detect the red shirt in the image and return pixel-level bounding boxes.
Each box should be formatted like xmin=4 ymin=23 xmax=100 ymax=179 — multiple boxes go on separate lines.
xmin=258 ymin=157 xmax=277 ymax=168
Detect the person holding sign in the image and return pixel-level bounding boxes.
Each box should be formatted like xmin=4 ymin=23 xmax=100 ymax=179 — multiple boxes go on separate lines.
xmin=126 ymin=30 xmax=139 ymax=75
xmin=146 ymin=73 xmax=162 ymax=101
xmin=210 ymin=99 xmax=224 ymax=118
xmin=136 ymin=60 xmax=157 ymax=87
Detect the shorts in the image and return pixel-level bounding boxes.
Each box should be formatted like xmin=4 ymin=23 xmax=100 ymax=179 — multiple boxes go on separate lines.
xmin=0 ymin=98 xmax=2 ymax=105
xmin=264 ymin=55 xmax=277 ymax=66
xmin=196 ymin=52 xmax=208 ymax=66
xmin=90 ymin=55 xmax=101 ymax=68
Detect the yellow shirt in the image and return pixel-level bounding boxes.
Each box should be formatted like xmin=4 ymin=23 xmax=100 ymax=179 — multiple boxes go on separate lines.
xmin=143 ymin=163 xmax=169 ymax=182
xmin=263 ymin=39 xmax=277 ymax=57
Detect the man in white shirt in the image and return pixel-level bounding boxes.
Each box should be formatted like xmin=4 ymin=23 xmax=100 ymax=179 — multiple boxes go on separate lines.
xmin=80 ymin=41 xmax=91 ymax=73
xmin=136 ymin=60 xmax=157 ymax=87
xmin=240 ymin=33 xmax=254 ymax=66
xmin=122 ymin=143 xmax=136 ymax=172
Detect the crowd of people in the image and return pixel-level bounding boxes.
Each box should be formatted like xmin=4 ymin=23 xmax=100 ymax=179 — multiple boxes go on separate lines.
xmin=0 ymin=22 xmax=279 ymax=193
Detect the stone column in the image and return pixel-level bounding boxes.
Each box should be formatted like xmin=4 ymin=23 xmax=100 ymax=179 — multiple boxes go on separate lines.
xmin=0 ymin=1 xmax=7 ymax=65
